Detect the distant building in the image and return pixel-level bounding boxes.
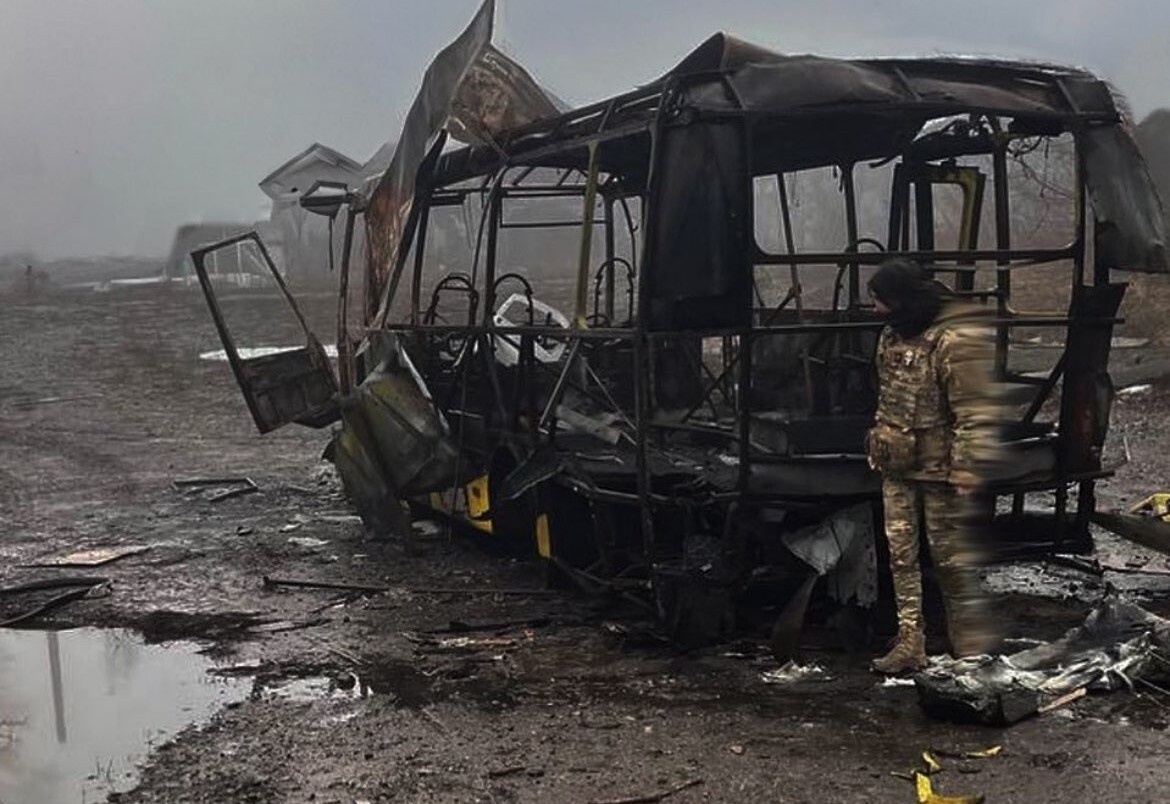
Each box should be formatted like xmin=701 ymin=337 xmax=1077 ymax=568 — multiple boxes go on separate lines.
xmin=1136 ymin=109 xmax=1170 ymax=232
xmin=260 ymin=143 xmax=363 ymax=281
xmin=164 ymin=221 xmax=282 ymax=283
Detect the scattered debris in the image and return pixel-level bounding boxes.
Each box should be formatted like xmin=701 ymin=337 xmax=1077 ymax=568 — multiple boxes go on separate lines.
xmin=964 ymin=746 xmax=1002 ymax=759
xmin=728 ymin=744 xmax=746 ymax=755
xmin=24 ymin=545 xmax=151 ymax=568
xmin=486 ymin=765 xmax=526 ymax=779
xmin=879 ymin=676 xmax=917 ymax=688
xmin=894 ymin=748 xmax=995 ymax=803
xmin=0 ymin=577 xmax=110 ymax=628
xmin=412 ymin=520 xmax=444 ymax=537
xmin=1047 ymin=554 xmax=1104 ymax=576
xmin=409 ymin=586 xmax=554 ymax=597
xmin=1131 ymin=493 xmax=1170 ymax=522
xmin=251 ymin=618 xmax=328 ymax=635
xmin=1091 ymin=509 xmax=1170 ymax=557
xmin=915 ymin=771 xmax=984 ymax=804
xmin=287 ymin=536 xmax=330 ymax=550
xmin=916 ymin=594 xmax=1170 ymax=725
xmin=932 ymin=746 xmax=1003 ymax=761
xmin=406 ymin=630 xmax=533 ymax=652
xmin=172 ymin=476 xmax=259 ymax=502
xmin=588 ymin=777 xmax=703 ymax=804
xmin=315 ymin=513 xmax=364 ymax=525
xmin=10 ymin=393 xmax=104 ymax=409
xmin=435 ymin=634 xmax=527 ymax=651
xmin=261 ymin=575 xmax=550 ymax=598
xmin=427 ymin=616 xmax=555 ymax=634
xmin=262 ymin=576 xmax=392 ymax=595
xmin=760 ymin=661 xmax=834 ymax=685
xmin=1118 ymin=384 xmax=1153 ymax=396
xmin=1098 ymin=555 xmax=1170 ymax=575
xmin=1037 ymin=686 xmax=1088 ymax=714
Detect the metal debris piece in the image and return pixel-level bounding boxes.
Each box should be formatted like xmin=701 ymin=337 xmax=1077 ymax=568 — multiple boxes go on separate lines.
xmin=24 ymin=545 xmax=151 ymax=568
xmin=261 ymin=575 xmax=552 ymax=597
xmin=1131 ymin=492 xmax=1170 ymax=521
xmin=916 ymin=594 xmax=1170 ymax=726
xmin=172 ymin=475 xmax=253 ymax=489
xmin=429 ymin=616 xmax=555 ymax=634
xmin=172 ymin=476 xmax=259 ymax=502
xmin=1038 ymin=687 xmax=1087 ymax=714
xmin=879 ymin=676 xmax=917 ymax=688
xmin=963 ymin=746 xmax=1002 ymax=759
xmin=760 ymin=660 xmax=834 ymax=685
xmin=555 ymin=404 xmax=624 ymax=445
xmin=922 ymin=751 xmax=942 ymax=774
xmin=934 ymin=746 xmax=1003 ymax=761
xmin=263 ymin=576 xmax=392 ymax=595
xmin=0 ymin=577 xmax=109 ymax=628
xmin=587 ymin=777 xmax=703 ymax=804
xmin=11 ymin=393 xmax=104 ymax=409
xmin=1092 ymin=510 xmax=1170 ymax=557
xmin=288 ymin=536 xmax=330 ymax=550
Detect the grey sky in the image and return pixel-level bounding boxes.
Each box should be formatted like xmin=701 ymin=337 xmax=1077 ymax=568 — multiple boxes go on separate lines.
xmin=2 ymin=0 xmax=1167 ymax=258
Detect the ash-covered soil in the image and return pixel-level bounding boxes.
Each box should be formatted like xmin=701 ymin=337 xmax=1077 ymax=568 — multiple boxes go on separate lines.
xmin=4 ymin=285 xmax=1170 ymax=804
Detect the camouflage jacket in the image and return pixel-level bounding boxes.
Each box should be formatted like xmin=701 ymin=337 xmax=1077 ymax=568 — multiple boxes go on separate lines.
xmin=869 ymin=303 xmax=1000 ymax=485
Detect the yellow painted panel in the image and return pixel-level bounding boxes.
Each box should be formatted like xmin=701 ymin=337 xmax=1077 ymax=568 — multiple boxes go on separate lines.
xmin=535 ymin=513 xmax=551 ymax=559
xmin=465 ymin=475 xmax=493 ymax=534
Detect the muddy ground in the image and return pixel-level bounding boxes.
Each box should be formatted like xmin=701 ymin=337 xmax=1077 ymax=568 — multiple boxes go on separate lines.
xmin=4 ymin=285 xmax=1170 ymax=804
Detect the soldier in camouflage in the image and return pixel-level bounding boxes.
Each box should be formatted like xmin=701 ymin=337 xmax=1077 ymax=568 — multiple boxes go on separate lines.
xmin=866 ymin=259 xmax=1000 ymax=674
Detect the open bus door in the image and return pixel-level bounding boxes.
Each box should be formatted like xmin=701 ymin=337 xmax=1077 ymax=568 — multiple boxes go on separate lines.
xmin=191 ymin=231 xmax=339 ymax=434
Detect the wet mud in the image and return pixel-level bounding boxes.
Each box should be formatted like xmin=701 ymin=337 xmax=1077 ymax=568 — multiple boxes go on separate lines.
xmin=4 ymin=287 xmax=1170 ymax=803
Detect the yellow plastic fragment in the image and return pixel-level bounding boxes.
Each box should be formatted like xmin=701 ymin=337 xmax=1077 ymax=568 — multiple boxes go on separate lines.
xmin=1130 ymin=493 xmax=1170 ymax=520
xmin=915 ymin=772 xmax=985 ymax=804
xmin=922 ymin=750 xmax=943 ymax=774
xmin=964 ymin=745 xmax=1002 ymax=759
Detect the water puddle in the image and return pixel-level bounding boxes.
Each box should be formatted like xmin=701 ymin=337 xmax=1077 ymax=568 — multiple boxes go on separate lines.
xmin=0 ymin=627 xmax=248 ymax=803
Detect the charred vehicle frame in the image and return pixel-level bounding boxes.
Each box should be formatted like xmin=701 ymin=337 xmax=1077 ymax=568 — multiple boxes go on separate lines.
xmin=193 ymin=23 xmax=1167 ymax=648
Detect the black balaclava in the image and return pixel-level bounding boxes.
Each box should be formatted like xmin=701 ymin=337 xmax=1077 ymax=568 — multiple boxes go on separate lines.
xmin=868 ymin=258 xmax=945 ymax=338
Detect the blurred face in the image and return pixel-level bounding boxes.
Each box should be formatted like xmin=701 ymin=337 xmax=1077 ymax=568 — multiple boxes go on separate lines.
xmin=869 ymin=288 xmax=893 ymax=315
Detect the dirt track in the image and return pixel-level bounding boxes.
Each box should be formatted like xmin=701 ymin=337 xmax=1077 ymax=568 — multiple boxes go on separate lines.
xmin=4 ymin=286 xmax=1170 ymax=804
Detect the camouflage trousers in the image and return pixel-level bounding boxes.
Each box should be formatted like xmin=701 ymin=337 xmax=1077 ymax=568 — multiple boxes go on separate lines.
xmin=881 ymin=478 xmax=985 ymax=637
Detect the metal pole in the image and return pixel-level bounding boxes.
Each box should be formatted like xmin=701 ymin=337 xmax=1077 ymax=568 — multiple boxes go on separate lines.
xmin=633 ymin=83 xmax=675 ymax=567
xmin=992 ymin=138 xmax=1012 ymax=377
xmin=410 ymin=199 xmax=432 ymax=325
xmin=482 ymin=189 xmax=502 ymax=325
xmin=842 ymin=164 xmax=860 ymax=308
xmin=604 ymin=196 xmax=616 ymax=324
xmin=574 ymin=141 xmax=602 ymax=328
xmin=337 ymin=205 xmax=358 ymax=394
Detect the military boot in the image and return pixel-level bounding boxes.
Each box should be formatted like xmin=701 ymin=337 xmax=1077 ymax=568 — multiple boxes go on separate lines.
xmin=871 ymin=628 xmax=927 ymax=674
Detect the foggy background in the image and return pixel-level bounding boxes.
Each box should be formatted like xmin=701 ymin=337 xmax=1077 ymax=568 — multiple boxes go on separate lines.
xmin=2 ymin=0 xmax=1168 ymax=261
